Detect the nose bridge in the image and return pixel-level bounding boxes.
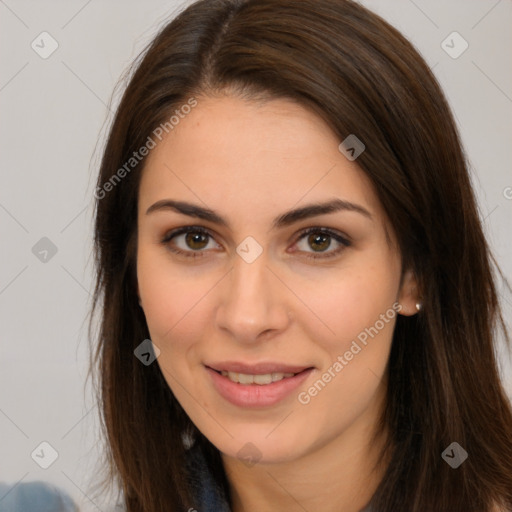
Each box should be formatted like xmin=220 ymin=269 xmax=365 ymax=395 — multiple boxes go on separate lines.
xmin=231 ymin=254 xmax=270 ymax=305
xmin=215 ymin=252 xmax=290 ymax=342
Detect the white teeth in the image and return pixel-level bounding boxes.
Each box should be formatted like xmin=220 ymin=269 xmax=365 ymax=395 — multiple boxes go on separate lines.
xmin=237 ymin=373 xmax=254 ymax=385
xmin=220 ymin=370 xmax=296 ymax=385
xmin=253 ymin=373 xmax=273 ymax=385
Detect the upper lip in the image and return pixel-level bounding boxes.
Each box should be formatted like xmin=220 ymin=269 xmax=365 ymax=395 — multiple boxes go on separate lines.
xmin=205 ymin=361 xmax=313 ymax=374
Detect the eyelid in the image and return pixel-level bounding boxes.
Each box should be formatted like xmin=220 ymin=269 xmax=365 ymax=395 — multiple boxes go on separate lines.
xmin=161 ymin=225 xmax=215 ymax=243
xmin=293 ymin=226 xmax=351 ymax=246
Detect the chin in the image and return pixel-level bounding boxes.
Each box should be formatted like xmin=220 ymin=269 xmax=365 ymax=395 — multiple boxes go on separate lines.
xmin=207 ymin=421 xmax=309 ymax=465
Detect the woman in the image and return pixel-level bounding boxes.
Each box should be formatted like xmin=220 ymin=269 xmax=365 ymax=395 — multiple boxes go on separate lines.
xmin=89 ymin=0 xmax=512 ymax=511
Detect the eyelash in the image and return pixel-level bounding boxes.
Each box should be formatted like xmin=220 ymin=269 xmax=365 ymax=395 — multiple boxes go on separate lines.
xmin=160 ymin=226 xmax=351 ymax=261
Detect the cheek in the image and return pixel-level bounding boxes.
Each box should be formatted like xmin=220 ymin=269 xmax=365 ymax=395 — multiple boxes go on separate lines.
xmin=137 ymin=255 xmax=216 ymax=406
xmin=292 ymin=258 xmax=399 ymax=408
xmin=298 ymin=260 xmax=399 ymax=351
xmin=136 ymin=247 xmax=217 ymax=353
xmin=291 ymin=257 xmax=399 ymax=421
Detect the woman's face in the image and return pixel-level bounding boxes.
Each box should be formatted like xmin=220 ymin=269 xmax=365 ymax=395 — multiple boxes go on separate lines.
xmin=136 ymin=95 xmax=418 ymax=464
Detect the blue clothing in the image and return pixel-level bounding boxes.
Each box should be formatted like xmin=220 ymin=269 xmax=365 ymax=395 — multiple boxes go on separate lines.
xmin=0 ymin=481 xmax=78 ymax=512
xmin=186 ymin=442 xmax=231 ymax=511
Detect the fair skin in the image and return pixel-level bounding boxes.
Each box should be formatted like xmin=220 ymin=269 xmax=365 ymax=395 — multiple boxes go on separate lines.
xmin=136 ymin=94 xmax=419 ymax=512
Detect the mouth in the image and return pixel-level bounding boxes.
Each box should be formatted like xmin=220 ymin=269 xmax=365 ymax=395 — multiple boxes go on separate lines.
xmin=204 ymin=362 xmax=315 ymax=408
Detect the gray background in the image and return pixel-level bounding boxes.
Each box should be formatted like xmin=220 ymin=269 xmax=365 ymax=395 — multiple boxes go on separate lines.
xmin=1 ymin=0 xmax=511 ymax=510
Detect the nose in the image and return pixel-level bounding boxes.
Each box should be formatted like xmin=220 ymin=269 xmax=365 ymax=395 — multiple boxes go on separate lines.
xmin=215 ymin=253 xmax=292 ymax=344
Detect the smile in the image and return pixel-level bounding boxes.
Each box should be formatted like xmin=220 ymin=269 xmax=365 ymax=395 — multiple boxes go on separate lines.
xmin=205 ymin=364 xmax=314 ymax=408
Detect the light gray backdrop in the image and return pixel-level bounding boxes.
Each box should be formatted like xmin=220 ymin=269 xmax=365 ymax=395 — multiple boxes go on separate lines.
xmin=1 ymin=1 xmax=511 ymax=511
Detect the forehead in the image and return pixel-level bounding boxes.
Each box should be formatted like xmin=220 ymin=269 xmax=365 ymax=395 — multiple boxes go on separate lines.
xmin=138 ymin=95 xmax=383 ymax=226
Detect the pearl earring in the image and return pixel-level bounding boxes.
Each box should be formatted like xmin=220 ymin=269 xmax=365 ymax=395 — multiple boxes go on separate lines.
xmin=415 ymin=302 xmax=422 ymax=312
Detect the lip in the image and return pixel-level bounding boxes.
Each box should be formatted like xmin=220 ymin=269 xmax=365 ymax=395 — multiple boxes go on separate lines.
xmin=205 ymin=363 xmax=314 ymax=408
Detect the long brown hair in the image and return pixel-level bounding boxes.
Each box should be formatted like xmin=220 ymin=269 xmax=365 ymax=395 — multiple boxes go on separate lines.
xmin=89 ymin=1 xmax=512 ymax=510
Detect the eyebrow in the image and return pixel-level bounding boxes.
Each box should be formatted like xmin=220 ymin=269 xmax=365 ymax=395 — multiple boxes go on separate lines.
xmin=145 ymin=198 xmax=372 ymax=229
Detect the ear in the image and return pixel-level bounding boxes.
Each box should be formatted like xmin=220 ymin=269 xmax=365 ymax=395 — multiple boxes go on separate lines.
xmin=397 ymin=269 xmax=421 ymax=316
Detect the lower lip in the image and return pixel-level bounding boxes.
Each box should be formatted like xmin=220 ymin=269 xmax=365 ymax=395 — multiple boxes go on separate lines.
xmin=205 ymin=366 xmax=314 ymax=408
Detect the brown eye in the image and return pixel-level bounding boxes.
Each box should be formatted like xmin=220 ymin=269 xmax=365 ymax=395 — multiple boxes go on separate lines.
xmin=161 ymin=226 xmax=221 ymax=258
xmin=184 ymin=231 xmax=209 ymax=250
xmin=307 ymin=232 xmax=331 ymax=252
xmin=293 ymin=227 xmax=351 ymax=260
